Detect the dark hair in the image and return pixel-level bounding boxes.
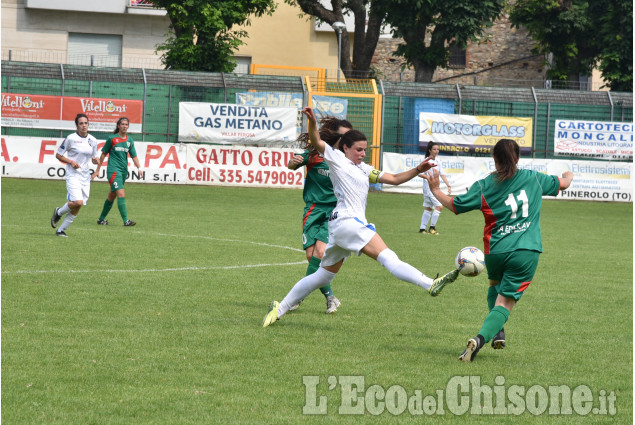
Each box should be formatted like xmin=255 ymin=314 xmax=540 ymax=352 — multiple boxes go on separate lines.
xmin=425 ymin=141 xmax=439 ymax=157
xmin=338 ymin=130 xmax=367 ymax=153
xmin=297 ymin=116 xmax=352 ymax=153
xmin=114 ymin=117 xmax=130 ymax=134
xmin=492 ymin=139 xmax=520 ymax=182
xmin=320 ymin=116 xmax=352 ymax=133
xmin=75 ymin=113 xmax=89 ymax=125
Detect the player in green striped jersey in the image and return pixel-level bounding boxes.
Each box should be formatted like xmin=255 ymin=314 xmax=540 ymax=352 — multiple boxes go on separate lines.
xmin=92 ymin=117 xmax=144 ymax=226
xmin=425 ymin=139 xmax=573 ymax=362
xmin=286 ymin=117 xmax=352 ymax=314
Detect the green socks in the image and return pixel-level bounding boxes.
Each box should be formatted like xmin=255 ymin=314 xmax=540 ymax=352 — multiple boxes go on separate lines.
xmin=117 ymin=197 xmax=128 ymax=222
xmin=306 ymin=256 xmax=334 ymax=298
xmin=478 ymin=305 xmax=510 ymax=343
xmin=99 ymin=199 xmax=114 ymax=221
xmin=487 ymin=285 xmax=498 ymax=311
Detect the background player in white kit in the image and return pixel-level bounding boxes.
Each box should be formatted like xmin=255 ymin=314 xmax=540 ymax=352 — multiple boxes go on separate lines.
xmin=263 ymin=107 xmax=460 ymax=327
xmin=50 ymin=113 xmax=99 ymax=237
xmin=419 ymin=141 xmax=451 ymax=235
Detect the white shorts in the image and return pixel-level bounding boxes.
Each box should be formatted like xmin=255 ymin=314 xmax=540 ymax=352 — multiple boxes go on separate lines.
xmin=66 ymin=175 xmax=91 ymax=204
xmin=422 ymin=189 xmax=442 ymax=208
xmin=321 ymin=216 xmax=377 ymax=267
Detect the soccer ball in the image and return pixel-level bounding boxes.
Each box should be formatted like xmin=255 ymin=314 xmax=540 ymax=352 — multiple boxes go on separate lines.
xmin=455 ymin=246 xmax=485 ymax=277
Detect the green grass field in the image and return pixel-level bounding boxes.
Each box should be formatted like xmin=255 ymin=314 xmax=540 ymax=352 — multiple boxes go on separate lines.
xmin=2 ymin=177 xmax=632 ymax=424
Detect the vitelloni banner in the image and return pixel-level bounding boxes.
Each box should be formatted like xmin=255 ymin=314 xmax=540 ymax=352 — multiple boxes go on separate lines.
xmin=1 ymin=93 xmax=143 ymax=132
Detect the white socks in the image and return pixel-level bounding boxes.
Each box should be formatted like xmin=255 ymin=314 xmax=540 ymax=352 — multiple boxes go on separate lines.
xmin=420 ymin=210 xmax=431 ymax=230
xmin=58 ymin=213 xmax=76 ymax=232
xmin=376 ymin=248 xmax=433 ymax=290
xmin=58 ymin=203 xmax=71 ymax=216
xmin=430 ymin=210 xmax=441 ymax=227
xmin=278 ymin=267 xmax=336 ymax=318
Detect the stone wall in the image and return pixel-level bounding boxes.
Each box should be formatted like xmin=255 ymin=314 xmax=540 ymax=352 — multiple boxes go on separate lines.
xmin=372 ymin=14 xmax=547 ymax=87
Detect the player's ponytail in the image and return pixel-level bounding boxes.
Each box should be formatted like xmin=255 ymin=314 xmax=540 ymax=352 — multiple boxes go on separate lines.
xmin=493 ymin=139 xmax=519 ymax=182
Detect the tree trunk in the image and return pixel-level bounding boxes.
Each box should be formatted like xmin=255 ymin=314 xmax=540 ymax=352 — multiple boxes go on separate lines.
xmin=413 ymin=59 xmax=436 ymax=82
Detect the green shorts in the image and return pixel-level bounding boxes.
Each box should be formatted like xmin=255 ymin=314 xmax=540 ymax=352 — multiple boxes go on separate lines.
xmin=107 ymin=169 xmax=127 ymax=192
xmin=485 ymin=249 xmax=540 ymax=301
xmin=301 ymin=203 xmax=335 ymax=250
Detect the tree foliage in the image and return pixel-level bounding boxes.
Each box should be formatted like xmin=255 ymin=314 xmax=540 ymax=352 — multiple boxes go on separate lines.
xmin=510 ymin=0 xmax=632 ymax=91
xmin=152 ymin=0 xmax=276 ymax=72
xmin=374 ymin=0 xmax=505 ymax=82
xmin=284 ymin=0 xmax=386 ymax=78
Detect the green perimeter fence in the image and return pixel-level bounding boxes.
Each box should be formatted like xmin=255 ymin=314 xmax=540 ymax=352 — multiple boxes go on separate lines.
xmin=1 ymin=61 xmax=632 ymax=161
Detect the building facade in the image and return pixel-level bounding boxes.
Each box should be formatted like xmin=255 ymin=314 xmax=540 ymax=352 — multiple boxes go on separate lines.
xmin=1 ymin=0 xmax=606 ymax=89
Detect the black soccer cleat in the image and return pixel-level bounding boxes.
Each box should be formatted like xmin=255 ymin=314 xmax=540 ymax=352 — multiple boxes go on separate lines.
xmin=51 ymin=207 xmax=61 ymax=228
xmin=123 ymin=219 xmax=136 ymax=226
xmin=491 ymin=328 xmax=506 ymax=349
xmin=97 ymin=219 xmax=109 ymax=225
xmin=55 ymin=231 xmax=68 ymax=237
xmin=459 ymin=336 xmax=484 ymax=362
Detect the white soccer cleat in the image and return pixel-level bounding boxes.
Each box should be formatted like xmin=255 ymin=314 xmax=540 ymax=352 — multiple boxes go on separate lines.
xmin=326 ymin=296 xmax=341 ymax=314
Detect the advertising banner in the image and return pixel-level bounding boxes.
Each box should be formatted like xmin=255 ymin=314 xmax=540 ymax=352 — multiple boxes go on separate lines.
xmin=61 ymin=96 xmax=143 ymax=132
xmin=4 ymin=135 xmax=630 ymax=201
xmin=0 ymin=136 xmax=304 ymax=190
xmin=554 ymin=119 xmax=633 ymax=160
xmin=1 ymin=93 xmax=62 ymax=129
xmin=1 ymin=136 xmax=185 ymax=184
xmin=186 ymin=144 xmax=303 ymax=188
xmin=381 ymin=152 xmax=632 ymax=202
xmin=235 ymin=92 xmax=348 ymax=136
xmin=1 ymin=93 xmax=143 ymax=132
xmin=418 ymin=112 xmax=533 ymax=154
xmin=179 ymin=102 xmax=297 ymax=144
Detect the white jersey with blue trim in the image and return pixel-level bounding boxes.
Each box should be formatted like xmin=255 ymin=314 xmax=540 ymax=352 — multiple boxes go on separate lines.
xmin=322 ymin=146 xmax=383 ymax=222
xmin=57 ymin=132 xmax=99 ymax=181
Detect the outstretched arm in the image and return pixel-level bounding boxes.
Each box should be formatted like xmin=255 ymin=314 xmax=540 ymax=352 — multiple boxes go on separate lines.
xmin=422 ymin=170 xmax=455 ymax=210
xmin=301 ymin=107 xmax=325 ymax=154
xmin=379 ymin=158 xmax=435 ymax=186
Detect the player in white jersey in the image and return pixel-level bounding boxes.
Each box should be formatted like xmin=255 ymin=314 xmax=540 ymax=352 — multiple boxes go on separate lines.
xmin=50 ymin=113 xmax=99 ymax=237
xmin=419 ymin=142 xmax=452 ymax=235
xmin=263 ymin=107 xmax=460 ymax=327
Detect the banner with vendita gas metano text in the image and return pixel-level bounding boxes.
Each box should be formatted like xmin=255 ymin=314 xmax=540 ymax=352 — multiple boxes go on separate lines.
xmin=178 ymin=102 xmax=297 ymax=144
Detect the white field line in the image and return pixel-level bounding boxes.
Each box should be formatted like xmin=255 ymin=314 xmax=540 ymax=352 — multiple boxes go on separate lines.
xmin=3 ymin=262 xmax=308 ymax=275
xmin=2 ymin=226 xmax=306 ymax=275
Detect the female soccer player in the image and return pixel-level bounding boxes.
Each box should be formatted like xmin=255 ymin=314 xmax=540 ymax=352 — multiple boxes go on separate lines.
xmin=418 ymin=141 xmax=451 ymax=235
xmin=92 ymin=117 xmax=144 ymax=226
xmin=263 ymin=107 xmax=459 ymax=327
xmin=286 ymin=117 xmax=352 ymax=314
xmin=423 ymin=138 xmax=573 ymax=362
xmin=50 ymin=113 xmax=100 ymax=237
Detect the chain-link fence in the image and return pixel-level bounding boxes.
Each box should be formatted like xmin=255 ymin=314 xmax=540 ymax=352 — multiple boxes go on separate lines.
xmin=2 ymin=61 xmax=632 ymax=163
xmin=380 ymin=81 xmax=633 ymax=160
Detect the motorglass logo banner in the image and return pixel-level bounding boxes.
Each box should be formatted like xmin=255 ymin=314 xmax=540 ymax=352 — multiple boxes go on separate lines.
xmin=179 ymin=102 xmax=297 ymax=144
xmin=419 ymin=112 xmax=533 ymax=154
xmin=554 ymin=120 xmax=633 ymax=160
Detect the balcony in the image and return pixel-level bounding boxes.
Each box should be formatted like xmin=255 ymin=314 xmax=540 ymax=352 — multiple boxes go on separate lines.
xmin=127 ymin=0 xmax=166 ymax=15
